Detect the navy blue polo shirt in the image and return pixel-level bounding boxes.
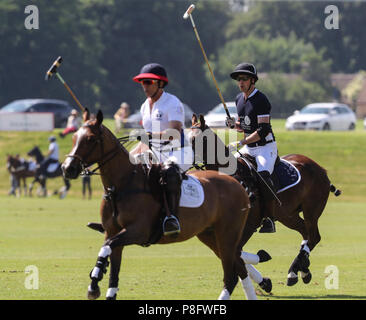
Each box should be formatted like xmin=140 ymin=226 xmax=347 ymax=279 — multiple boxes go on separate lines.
xmin=235 ymin=89 xmax=275 ymax=144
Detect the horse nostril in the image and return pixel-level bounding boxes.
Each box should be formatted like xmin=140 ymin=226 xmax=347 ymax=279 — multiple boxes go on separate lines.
xmin=62 ymin=162 xmax=79 ymax=179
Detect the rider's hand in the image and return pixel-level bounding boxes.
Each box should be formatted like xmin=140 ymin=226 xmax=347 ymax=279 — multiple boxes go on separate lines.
xmin=227 ymin=141 xmax=241 ymax=153
xmin=225 ymin=117 xmax=236 ymax=129
xmin=137 ymin=132 xmax=152 ymax=143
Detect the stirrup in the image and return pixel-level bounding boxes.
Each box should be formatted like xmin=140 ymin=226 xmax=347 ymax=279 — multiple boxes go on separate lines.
xmin=163 ymin=215 xmax=181 ymax=236
xmin=259 ymin=217 xmax=276 ymax=233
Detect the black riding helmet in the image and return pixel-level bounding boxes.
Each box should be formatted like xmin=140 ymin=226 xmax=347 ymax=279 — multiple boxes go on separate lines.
xmin=230 ymin=62 xmax=258 ymax=82
xmin=133 ymin=63 xmax=168 ymax=88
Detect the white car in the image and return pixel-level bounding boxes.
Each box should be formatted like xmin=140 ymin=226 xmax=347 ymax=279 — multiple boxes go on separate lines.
xmin=285 ymin=103 xmax=356 ymax=131
xmin=204 ymin=102 xmax=238 ymax=128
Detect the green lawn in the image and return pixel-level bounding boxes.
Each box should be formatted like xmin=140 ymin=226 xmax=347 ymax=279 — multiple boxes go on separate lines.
xmin=0 ymin=118 xmax=365 ymax=299
xmin=0 ymin=197 xmax=365 ymax=300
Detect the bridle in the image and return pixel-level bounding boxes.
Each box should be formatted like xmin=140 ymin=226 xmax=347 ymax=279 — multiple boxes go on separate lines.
xmin=65 ymin=125 xmax=121 ymax=176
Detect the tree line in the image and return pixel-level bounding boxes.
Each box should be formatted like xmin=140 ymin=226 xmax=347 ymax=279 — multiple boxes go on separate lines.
xmin=0 ymin=0 xmax=365 ymax=117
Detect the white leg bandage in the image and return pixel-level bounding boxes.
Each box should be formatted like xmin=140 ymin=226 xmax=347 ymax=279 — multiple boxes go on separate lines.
xmin=106 ymin=287 xmax=119 ymax=299
xmin=218 ymin=289 xmax=230 ymax=300
xmin=301 ymin=240 xmax=310 ymax=254
xmin=241 ymin=276 xmax=257 ymax=300
xmin=241 ymin=251 xmax=260 ymax=265
xmin=98 ymin=245 xmax=112 ymax=258
xmin=246 ymin=264 xmax=263 ymax=284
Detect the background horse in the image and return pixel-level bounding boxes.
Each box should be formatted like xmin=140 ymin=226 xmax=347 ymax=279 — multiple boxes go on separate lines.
xmin=190 ymin=114 xmax=341 ymax=286
xmin=62 ymin=110 xmax=257 ymax=300
xmin=27 ymin=146 xmax=71 ymax=198
xmin=6 ymin=155 xmax=36 ymax=196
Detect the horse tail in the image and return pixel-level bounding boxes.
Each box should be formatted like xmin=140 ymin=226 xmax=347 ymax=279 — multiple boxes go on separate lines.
xmin=330 ymin=183 xmax=341 ymax=197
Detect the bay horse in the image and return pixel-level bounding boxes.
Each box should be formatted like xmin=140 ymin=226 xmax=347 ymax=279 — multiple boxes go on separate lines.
xmin=62 ymin=110 xmax=257 ymax=300
xmin=6 ymin=155 xmax=36 ymax=196
xmin=27 ymin=146 xmax=71 ymax=198
xmin=189 ymin=114 xmax=341 ymax=286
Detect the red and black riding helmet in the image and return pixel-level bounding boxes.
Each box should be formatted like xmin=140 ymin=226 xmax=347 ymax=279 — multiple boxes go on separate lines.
xmin=133 ymin=63 xmax=169 ymax=87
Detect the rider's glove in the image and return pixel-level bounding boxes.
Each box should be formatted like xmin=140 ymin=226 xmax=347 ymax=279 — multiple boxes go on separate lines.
xmin=225 ymin=117 xmax=236 ymax=129
xmin=227 ymin=141 xmax=241 ymax=153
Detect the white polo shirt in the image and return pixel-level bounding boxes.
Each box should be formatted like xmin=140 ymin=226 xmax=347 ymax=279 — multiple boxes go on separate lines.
xmin=140 ymin=91 xmax=184 ymax=134
xmin=48 ymin=142 xmax=59 ymax=161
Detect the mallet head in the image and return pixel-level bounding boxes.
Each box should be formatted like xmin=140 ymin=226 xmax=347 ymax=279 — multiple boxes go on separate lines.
xmin=183 ymin=4 xmax=195 ymax=19
xmin=45 ymin=56 xmax=62 ymax=80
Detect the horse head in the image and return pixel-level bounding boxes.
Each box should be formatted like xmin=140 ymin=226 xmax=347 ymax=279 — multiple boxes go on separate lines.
xmin=62 ymin=110 xmax=130 ymax=181
xmin=27 ymin=146 xmax=43 ymax=163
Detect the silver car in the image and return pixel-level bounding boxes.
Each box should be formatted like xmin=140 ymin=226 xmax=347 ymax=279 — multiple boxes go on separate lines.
xmin=285 ymin=103 xmax=357 ymax=131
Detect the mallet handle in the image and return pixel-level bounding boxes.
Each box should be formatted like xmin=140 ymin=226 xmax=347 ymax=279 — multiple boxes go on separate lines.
xmin=56 ymin=73 xmax=85 ymax=112
xmin=189 ymin=15 xmax=231 ymax=119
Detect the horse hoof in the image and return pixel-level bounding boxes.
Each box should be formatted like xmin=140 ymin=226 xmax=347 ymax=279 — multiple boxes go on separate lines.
xmin=87 ymin=285 xmax=101 ymax=300
xmin=257 ymin=250 xmax=272 ymax=263
xmin=259 ymin=277 xmax=272 ymax=293
xmin=287 ymin=276 xmax=298 ymax=286
xmin=301 ymin=271 xmax=312 ymax=284
xmin=106 ymin=295 xmax=117 ymax=300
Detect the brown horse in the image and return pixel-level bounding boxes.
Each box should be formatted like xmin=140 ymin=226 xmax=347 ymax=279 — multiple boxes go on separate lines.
xmin=61 ymin=110 xmax=257 ymax=300
xmin=189 ymin=114 xmax=341 ymax=286
xmin=6 ymin=155 xmax=37 ymax=196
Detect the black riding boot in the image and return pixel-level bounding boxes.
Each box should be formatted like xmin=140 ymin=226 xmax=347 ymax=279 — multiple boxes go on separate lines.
xmin=161 ymin=163 xmax=182 ymax=236
xmin=258 ymin=171 xmax=276 ymax=233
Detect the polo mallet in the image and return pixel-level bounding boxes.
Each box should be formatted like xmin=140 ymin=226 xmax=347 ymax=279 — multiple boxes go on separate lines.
xmin=183 ymin=4 xmax=233 ymax=125
xmin=45 ymin=56 xmax=85 ymax=112
xmin=239 ymin=153 xmax=282 ymax=207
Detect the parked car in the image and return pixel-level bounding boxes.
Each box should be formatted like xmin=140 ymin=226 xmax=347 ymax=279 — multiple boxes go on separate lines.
xmin=204 ymin=102 xmax=238 ymax=128
xmin=285 ymin=103 xmax=356 ymax=131
xmin=124 ymin=103 xmax=195 ymax=129
xmin=0 ymin=99 xmax=74 ymax=128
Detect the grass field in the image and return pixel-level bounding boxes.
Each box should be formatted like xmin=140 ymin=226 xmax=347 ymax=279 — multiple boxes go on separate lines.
xmin=0 ymin=119 xmax=365 ymax=300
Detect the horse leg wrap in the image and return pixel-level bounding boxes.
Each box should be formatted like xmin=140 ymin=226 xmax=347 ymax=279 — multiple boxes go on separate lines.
xmin=106 ymin=287 xmax=119 ymax=300
xmin=90 ymin=246 xmax=111 ymax=281
xmin=241 ymin=276 xmax=257 ymax=300
xmin=241 ymin=251 xmax=259 ymax=265
xmin=287 ymin=249 xmax=310 ymax=286
xmin=218 ymin=288 xmax=230 ymax=300
xmin=245 ymin=264 xmax=263 ymax=284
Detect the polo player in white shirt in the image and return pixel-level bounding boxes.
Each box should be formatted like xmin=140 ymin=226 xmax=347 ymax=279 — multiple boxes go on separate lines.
xmin=131 ymin=63 xmax=194 ymax=236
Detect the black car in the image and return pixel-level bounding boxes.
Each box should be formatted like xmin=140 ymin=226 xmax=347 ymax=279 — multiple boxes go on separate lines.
xmin=0 ymin=99 xmax=74 ymax=128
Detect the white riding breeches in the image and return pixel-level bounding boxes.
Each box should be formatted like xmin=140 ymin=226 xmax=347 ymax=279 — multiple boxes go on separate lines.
xmin=152 ymin=145 xmax=194 ymax=172
xmin=235 ymin=141 xmax=278 ymax=174
xmin=133 ymin=145 xmax=194 ymax=173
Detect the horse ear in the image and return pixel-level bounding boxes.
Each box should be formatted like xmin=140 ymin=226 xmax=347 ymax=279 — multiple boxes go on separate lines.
xmin=96 ymin=110 xmax=103 ymax=126
xmin=83 ymin=108 xmax=90 ymax=123
xmin=192 ymin=113 xmax=198 ymax=126
xmin=199 ymin=114 xmax=205 ymax=128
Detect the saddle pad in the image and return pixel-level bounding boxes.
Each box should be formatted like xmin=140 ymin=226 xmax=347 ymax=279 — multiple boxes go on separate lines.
xmin=47 ymin=163 xmax=59 ymax=173
xmin=274 ymin=158 xmax=301 ymax=193
xmin=28 ymin=161 xmax=37 ymax=172
xmin=179 ymin=175 xmax=204 ymax=208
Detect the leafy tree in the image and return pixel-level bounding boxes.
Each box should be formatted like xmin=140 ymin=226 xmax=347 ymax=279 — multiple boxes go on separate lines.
xmin=225 ymin=1 xmax=366 ymax=73
xmin=84 ymin=0 xmax=232 ymax=115
xmin=207 ymin=33 xmax=333 ymax=114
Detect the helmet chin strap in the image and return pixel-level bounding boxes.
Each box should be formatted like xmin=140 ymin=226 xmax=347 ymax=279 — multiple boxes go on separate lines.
xmin=149 ymin=81 xmax=164 ymax=100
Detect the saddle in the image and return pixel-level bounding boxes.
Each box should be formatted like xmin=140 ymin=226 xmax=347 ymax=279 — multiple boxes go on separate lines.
xmin=236 ymin=154 xmax=301 ymax=196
